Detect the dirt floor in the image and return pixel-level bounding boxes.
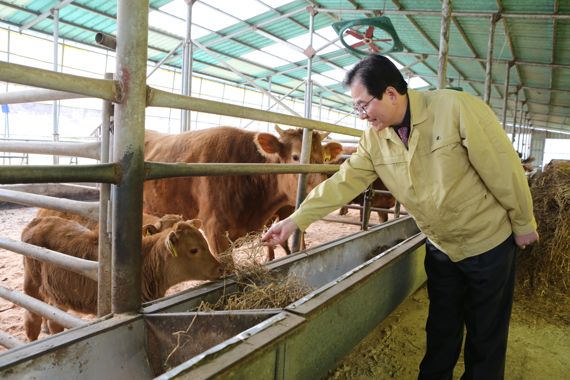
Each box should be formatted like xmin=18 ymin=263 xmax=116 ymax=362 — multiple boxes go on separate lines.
xmin=1 ymin=206 xmax=569 ymax=380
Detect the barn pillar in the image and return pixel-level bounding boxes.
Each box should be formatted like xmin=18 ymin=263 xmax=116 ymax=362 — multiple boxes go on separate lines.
xmin=181 ymin=0 xmax=196 ymax=132
xmin=51 ymin=7 xmax=60 ymax=165
xmin=530 ymin=129 xmax=546 ymax=168
xmin=501 ymin=61 xmax=512 ymax=131
xmin=484 ymin=14 xmax=499 ymax=104
xmin=511 ymin=87 xmax=520 ymax=143
xmin=437 ymin=0 xmax=452 ymax=89
xmin=292 ymin=6 xmax=317 ymax=252
xmin=112 ymin=0 xmax=148 ymax=314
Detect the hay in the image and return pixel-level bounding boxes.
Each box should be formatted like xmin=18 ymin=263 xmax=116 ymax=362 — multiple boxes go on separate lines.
xmin=517 ymin=160 xmax=570 ymax=296
xmin=201 ymin=231 xmax=313 ymax=311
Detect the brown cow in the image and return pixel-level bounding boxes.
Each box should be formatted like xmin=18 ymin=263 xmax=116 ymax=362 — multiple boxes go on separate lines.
xmin=21 ymin=215 xmax=223 ymax=341
xmin=338 ymin=178 xmax=397 ymax=223
xmin=334 ymin=146 xmax=396 ymax=223
xmin=143 ymin=126 xmax=343 ymax=255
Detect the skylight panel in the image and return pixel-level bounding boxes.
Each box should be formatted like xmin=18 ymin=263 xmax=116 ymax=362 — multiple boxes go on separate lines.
xmin=286 ymin=32 xmax=340 ymax=56
xmin=310 ymin=73 xmax=338 ymax=87
xmin=200 ymin=0 xmax=268 ymax=21
xmin=240 ymin=50 xmax=290 ymax=68
xmin=322 ymin=68 xmax=348 ymax=83
xmin=261 ymin=44 xmax=307 ymax=63
xmin=408 ymin=76 xmax=430 ymax=89
xmin=149 ymin=9 xmax=210 ymax=39
xmin=160 ymin=1 xmax=237 ymax=32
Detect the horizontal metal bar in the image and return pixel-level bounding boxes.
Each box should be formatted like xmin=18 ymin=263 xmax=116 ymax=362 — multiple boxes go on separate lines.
xmin=0 ymin=88 xmax=90 ymax=104
xmin=0 ymin=237 xmax=99 ymax=281
xmin=341 ymin=204 xmax=409 ymax=215
xmin=146 ymin=87 xmax=362 ymax=137
xmin=0 ymin=286 xmax=87 ymax=330
xmin=0 ymin=62 xmax=120 ymax=102
xmin=144 ymin=162 xmax=339 ymax=180
xmin=0 ymin=188 xmax=98 ymax=220
xmin=0 ymin=330 xmax=24 ymax=349
xmin=0 ymin=164 xmax=121 ymax=184
xmin=315 ymin=8 xmax=570 ymax=19
xmin=0 ymin=141 xmax=101 ymax=160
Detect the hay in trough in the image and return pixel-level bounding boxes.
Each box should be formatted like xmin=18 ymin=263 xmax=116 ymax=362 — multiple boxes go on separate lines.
xmin=516 ymin=160 xmax=570 ymax=296
xmin=201 ymin=231 xmax=313 ymax=311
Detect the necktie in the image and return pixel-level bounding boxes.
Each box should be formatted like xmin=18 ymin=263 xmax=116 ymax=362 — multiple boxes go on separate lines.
xmin=397 ymin=126 xmax=409 ymax=147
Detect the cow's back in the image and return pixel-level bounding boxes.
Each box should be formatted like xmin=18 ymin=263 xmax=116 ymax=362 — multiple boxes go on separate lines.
xmin=143 ymin=127 xmax=280 ymax=229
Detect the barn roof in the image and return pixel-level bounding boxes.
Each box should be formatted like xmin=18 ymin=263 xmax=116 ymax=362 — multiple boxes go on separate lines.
xmin=1 ymin=0 xmax=569 ymax=135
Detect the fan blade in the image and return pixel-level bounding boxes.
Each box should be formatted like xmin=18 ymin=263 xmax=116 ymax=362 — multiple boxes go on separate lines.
xmin=351 ymin=41 xmax=366 ymax=49
xmin=345 ymin=29 xmax=364 ymax=40
xmin=368 ymin=43 xmax=381 ymax=53
xmin=364 ymin=26 xmax=375 ymax=39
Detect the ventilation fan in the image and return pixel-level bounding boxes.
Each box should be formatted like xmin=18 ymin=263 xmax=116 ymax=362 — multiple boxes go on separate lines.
xmin=332 ymin=16 xmax=403 ymax=55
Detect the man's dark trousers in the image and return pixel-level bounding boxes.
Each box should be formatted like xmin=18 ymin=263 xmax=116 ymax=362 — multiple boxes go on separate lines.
xmin=418 ymin=235 xmax=517 ymax=380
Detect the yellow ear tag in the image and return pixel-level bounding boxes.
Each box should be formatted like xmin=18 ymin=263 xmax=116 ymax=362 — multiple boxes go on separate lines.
xmin=166 ymin=239 xmax=178 ymax=257
xmin=324 ymin=152 xmax=331 ymax=162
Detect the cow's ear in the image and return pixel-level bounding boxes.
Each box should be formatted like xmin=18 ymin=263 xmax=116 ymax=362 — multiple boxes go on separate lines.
xmin=318 ymin=130 xmax=330 ymax=141
xmin=188 ymin=219 xmax=202 ymax=229
xmin=323 ymin=142 xmax=344 ymax=163
xmin=142 ymin=224 xmax=159 ymax=236
xmin=274 ymin=125 xmax=285 ymax=137
xmin=165 ymin=231 xmax=179 ymax=257
xmin=254 ymin=132 xmax=281 ymax=158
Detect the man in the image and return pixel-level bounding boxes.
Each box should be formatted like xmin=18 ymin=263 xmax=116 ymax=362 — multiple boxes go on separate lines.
xmin=262 ymin=55 xmax=538 ymax=380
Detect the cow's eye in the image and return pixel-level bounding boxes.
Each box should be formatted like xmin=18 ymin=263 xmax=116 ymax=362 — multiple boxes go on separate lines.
xmin=190 ymin=248 xmax=198 ymax=254
xmin=292 ymin=154 xmax=300 ymax=161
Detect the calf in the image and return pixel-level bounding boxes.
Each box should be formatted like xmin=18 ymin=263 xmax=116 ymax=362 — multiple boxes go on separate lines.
xmin=21 ymin=215 xmax=223 ymax=341
xmin=36 ymin=208 xmax=183 ymax=234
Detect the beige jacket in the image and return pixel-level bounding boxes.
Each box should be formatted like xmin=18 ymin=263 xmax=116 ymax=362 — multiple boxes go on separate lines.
xmin=290 ymin=89 xmax=537 ymax=262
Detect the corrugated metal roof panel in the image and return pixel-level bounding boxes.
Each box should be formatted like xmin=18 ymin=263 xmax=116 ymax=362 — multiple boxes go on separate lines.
xmin=0 ymin=0 xmax=567 ymax=133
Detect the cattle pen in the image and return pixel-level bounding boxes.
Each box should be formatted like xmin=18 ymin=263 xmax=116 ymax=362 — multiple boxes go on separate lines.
xmin=0 ymin=1 xmax=423 ymax=378
xmin=1 ymin=1 xmax=569 ymax=379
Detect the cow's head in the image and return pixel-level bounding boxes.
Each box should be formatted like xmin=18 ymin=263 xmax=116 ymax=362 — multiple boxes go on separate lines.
xmin=253 ymin=125 xmax=343 ymax=204
xmin=164 ymin=219 xmax=224 ymax=281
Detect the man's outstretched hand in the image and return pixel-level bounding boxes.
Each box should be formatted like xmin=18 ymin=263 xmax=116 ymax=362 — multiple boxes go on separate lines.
xmin=261 ymin=218 xmax=298 ymax=247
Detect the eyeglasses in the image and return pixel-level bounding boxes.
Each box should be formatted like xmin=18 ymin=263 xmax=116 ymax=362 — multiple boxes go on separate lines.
xmin=353 ymin=96 xmax=376 ymax=117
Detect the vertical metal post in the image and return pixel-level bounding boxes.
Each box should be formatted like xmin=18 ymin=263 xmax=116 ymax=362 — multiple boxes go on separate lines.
xmin=180 ymin=0 xmax=195 ymax=132
xmin=292 ymin=6 xmax=317 ymax=252
xmin=483 ymin=14 xmax=498 ymax=104
xmin=361 ymin=186 xmax=373 ymax=231
xmin=437 ymin=0 xmax=452 ymax=89
xmin=511 ymin=88 xmax=519 ymax=143
xmin=97 ymin=73 xmax=113 ymax=317
xmin=52 ymin=8 xmax=60 ymax=164
xmin=112 ymin=0 xmax=148 ymax=314
xmin=267 ymin=76 xmax=272 ymax=131
xmin=517 ymin=113 xmax=525 ymax=153
xmin=501 ymin=62 xmax=512 ymax=131
xmin=517 ymin=103 xmax=525 ymax=151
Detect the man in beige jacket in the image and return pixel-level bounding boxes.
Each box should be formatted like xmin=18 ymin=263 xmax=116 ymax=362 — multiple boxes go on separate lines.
xmin=262 ymin=55 xmax=538 ymax=380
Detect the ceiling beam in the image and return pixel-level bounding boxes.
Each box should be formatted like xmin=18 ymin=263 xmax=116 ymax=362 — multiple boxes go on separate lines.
xmin=387 ymin=0 xmax=480 ymax=95
xmin=314 ymin=8 xmax=570 ymax=19
xmin=19 ymin=0 xmax=74 ymax=32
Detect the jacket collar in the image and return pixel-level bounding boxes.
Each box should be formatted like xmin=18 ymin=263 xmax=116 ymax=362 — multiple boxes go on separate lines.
xmin=376 ymin=89 xmax=428 ymax=141
xmin=408 ymin=89 xmax=428 ymax=126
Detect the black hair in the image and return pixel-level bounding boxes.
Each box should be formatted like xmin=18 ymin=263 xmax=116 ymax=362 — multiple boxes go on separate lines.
xmin=344 ymin=55 xmax=408 ymax=99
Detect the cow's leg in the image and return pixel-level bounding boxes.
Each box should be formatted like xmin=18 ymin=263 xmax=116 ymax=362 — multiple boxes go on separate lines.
xmin=377 ymin=211 xmax=388 ymax=223
xmin=266 ymin=246 xmax=276 ymax=261
xmin=47 ymin=319 xmax=65 ymax=335
xmin=23 ymin=269 xmax=43 ymax=341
